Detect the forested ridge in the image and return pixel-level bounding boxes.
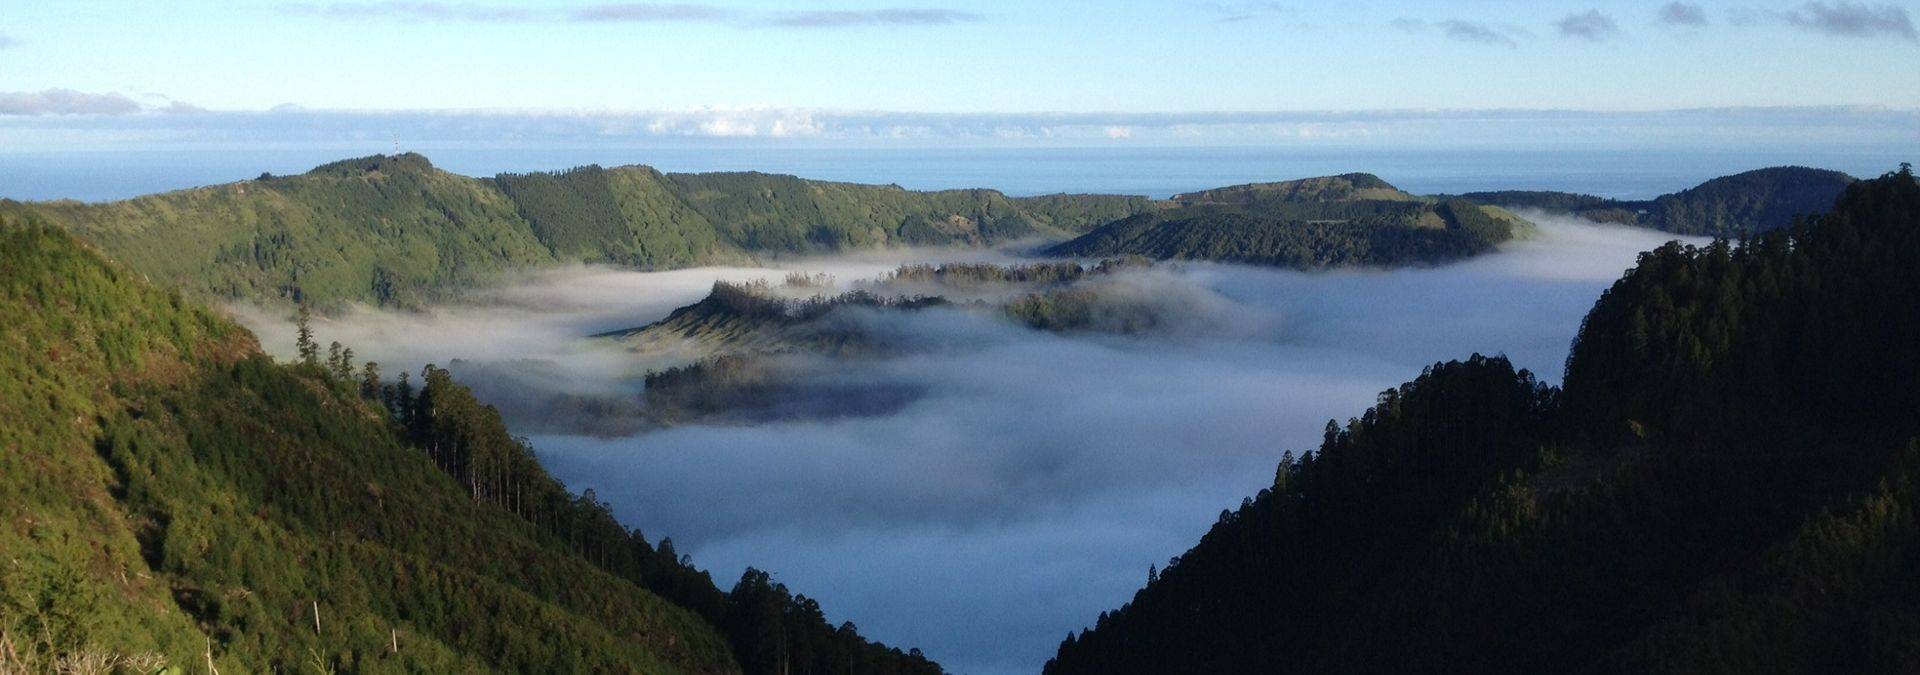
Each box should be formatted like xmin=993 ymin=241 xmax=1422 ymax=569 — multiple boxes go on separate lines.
xmin=1046 ymin=166 xmax=1920 ymax=673
xmin=1047 ymin=173 xmax=1531 ymax=268
xmin=0 ymin=214 xmax=941 ymax=674
xmin=1456 ymin=166 xmax=1855 ymax=237
xmin=3 ymin=156 xmax=1848 ymax=309
xmin=0 ymin=154 xmax=1148 ymax=310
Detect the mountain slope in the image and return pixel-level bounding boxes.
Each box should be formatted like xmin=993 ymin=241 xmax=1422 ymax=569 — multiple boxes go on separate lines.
xmin=1045 ymin=166 xmax=1920 ymax=674
xmin=4 ymin=153 xmax=555 ymax=309
xmin=1047 ymin=174 xmax=1528 ymax=268
xmin=4 ymin=154 xmax=1151 ymax=309
xmin=1457 ymin=166 xmax=1855 ymax=237
xmin=0 ymin=213 xmax=942 ymax=674
xmin=0 ymin=212 xmax=736 ymax=673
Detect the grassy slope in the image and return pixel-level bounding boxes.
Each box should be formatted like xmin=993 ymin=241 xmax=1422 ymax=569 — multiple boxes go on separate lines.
xmin=4 ymin=154 xmax=1149 ymax=309
xmin=0 ymin=214 xmax=737 ymax=673
xmin=8 ymin=154 xmax=557 ymax=310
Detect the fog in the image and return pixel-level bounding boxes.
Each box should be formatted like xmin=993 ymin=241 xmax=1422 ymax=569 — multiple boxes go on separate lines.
xmin=250 ymin=217 xmax=1700 ymax=675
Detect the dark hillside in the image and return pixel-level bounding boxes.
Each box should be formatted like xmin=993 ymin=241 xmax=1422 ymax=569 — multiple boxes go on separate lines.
xmin=1046 ymin=166 xmax=1920 ymax=674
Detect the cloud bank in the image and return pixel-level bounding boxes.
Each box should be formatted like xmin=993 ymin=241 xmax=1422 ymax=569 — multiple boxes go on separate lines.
xmin=249 ymin=218 xmax=1705 ymax=675
xmin=0 ymin=89 xmax=146 ymax=116
xmin=2 ymin=104 xmax=1912 ymax=152
xmin=279 ymin=2 xmax=983 ymax=28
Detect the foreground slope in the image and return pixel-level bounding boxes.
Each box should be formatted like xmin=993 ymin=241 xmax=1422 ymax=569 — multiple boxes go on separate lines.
xmin=2 ymin=154 xmax=1149 ymax=309
xmin=1047 ymin=173 xmax=1528 ymax=268
xmin=0 ymin=214 xmax=735 ymax=673
xmin=1046 ymin=166 xmax=1920 ymax=673
xmin=1458 ymin=166 xmax=1855 ymax=237
xmin=0 ymin=214 xmax=942 ymax=674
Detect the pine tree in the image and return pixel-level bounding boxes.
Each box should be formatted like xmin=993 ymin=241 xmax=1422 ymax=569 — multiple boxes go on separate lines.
xmin=360 ymin=361 xmax=382 ymax=400
xmin=295 ymin=304 xmax=318 ymax=366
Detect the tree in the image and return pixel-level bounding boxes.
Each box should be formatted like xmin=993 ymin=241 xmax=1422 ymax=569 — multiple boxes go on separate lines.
xmin=295 ymin=304 xmax=318 ymax=366
xmin=359 ymin=361 xmax=382 ymax=400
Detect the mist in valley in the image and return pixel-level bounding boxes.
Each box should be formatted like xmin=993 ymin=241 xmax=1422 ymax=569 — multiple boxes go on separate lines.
xmin=245 ymin=216 xmax=1701 ymax=675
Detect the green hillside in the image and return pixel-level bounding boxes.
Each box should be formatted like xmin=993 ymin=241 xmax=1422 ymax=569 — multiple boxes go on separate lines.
xmin=0 ymin=213 xmax=941 ymax=674
xmin=3 ymin=154 xmax=554 ymax=310
xmin=3 ymin=154 xmax=1149 ymax=310
xmin=1047 ymin=174 xmax=1529 ymax=267
xmin=1044 ymin=166 xmax=1920 ymax=674
xmin=1456 ymin=166 xmax=1856 ymax=237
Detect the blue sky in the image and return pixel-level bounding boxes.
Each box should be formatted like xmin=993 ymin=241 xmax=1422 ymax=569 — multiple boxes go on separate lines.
xmin=3 ymin=0 xmax=1917 ymax=111
xmin=0 ymin=1 xmax=1916 ymax=148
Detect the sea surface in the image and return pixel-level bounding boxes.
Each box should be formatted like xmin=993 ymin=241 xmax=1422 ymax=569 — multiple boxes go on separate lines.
xmin=2 ymin=145 xmax=1910 ymax=203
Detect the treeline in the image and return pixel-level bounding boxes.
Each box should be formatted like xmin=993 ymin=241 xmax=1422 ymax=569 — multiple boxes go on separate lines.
xmin=1047 ymin=174 xmax=1528 ymax=269
xmin=884 ymin=258 xmax=1152 ymax=288
xmin=1048 ymin=211 xmax=1505 ymax=268
xmin=603 ymin=280 xmax=949 ymax=357
xmin=303 ymin=319 xmax=945 ymax=675
xmin=1047 ymin=165 xmax=1920 ymax=673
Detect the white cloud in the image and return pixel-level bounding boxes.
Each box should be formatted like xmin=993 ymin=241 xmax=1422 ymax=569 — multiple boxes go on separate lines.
xmin=0 ymin=105 xmax=1913 ymax=152
xmin=0 ymin=89 xmax=145 ymax=116
xmin=279 ymin=2 xmax=982 ymax=29
xmin=254 ymin=219 xmax=1696 ymax=675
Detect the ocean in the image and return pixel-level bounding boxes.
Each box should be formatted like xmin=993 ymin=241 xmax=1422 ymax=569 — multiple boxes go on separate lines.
xmin=2 ymin=145 xmax=1910 ymax=203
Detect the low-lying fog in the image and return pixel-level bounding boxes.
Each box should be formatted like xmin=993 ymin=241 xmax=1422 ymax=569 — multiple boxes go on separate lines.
xmin=247 ymin=216 xmax=1702 ymax=675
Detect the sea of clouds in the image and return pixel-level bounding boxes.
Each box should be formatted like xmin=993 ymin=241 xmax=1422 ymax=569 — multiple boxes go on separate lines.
xmin=248 ymin=216 xmax=1701 ymax=675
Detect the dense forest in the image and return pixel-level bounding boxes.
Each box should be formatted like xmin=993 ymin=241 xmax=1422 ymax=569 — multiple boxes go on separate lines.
xmin=0 ymin=154 xmax=1149 ymax=309
xmin=0 ymin=214 xmax=941 ymax=674
xmin=1046 ymin=165 xmax=1920 ymax=673
xmin=1456 ymin=166 xmax=1855 ymax=237
xmin=1046 ymin=174 xmax=1530 ymax=268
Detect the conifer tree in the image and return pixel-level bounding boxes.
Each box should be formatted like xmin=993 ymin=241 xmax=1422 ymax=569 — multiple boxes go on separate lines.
xmin=295 ymin=304 xmax=318 ymax=366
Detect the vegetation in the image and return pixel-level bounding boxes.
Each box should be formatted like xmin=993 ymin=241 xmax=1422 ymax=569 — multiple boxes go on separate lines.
xmin=607 ymin=280 xmax=949 ymax=356
xmin=1004 ymin=286 xmax=1167 ymax=334
xmin=1045 ymin=166 xmax=1920 ymax=673
xmin=0 ymin=213 xmax=941 ymax=673
xmin=3 ymin=155 xmax=1150 ymax=309
xmin=1047 ymin=175 xmax=1529 ymax=268
xmin=1455 ymin=166 xmax=1856 ymax=237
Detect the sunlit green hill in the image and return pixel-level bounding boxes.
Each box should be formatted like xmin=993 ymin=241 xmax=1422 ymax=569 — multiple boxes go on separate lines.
xmin=0 ymin=212 xmax=942 ymax=674
xmin=1 ymin=154 xmax=1149 ymax=309
xmin=1047 ymin=173 xmax=1530 ymax=267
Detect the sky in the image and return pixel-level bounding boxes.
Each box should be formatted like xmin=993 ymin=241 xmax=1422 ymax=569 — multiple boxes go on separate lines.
xmin=0 ymin=1 xmax=1917 ymax=149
